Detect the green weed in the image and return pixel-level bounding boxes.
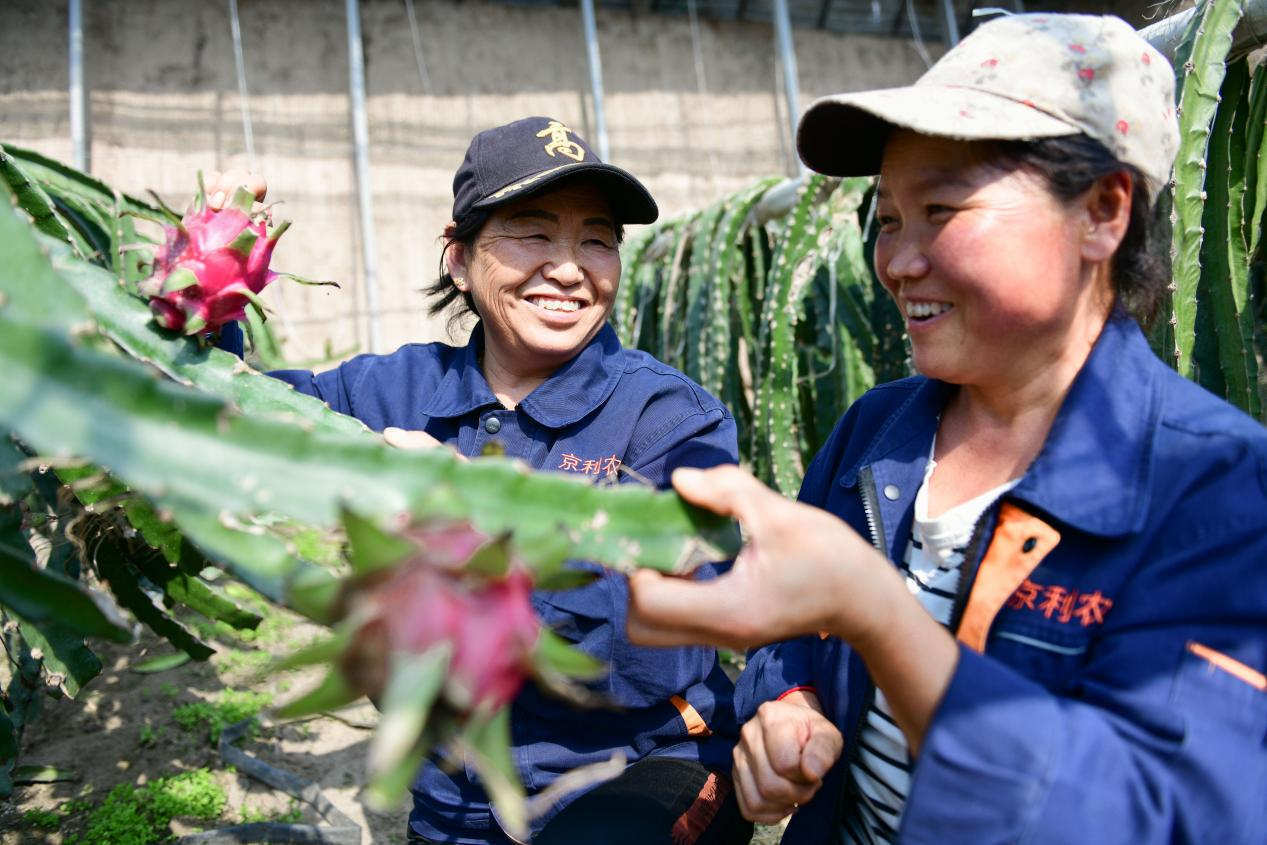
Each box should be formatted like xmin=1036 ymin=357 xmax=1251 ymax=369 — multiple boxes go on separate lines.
xmin=138 ymin=723 xmax=161 ymax=747
xmin=225 ymin=584 xmax=295 ymax=643
xmin=22 ymin=808 xmax=60 ymax=830
xmin=171 ymin=689 xmax=272 ymax=744
xmin=66 ymin=768 xmax=226 ymax=844
xmin=212 ymin=648 xmax=272 ymax=676
xmin=239 ymin=798 xmax=303 ymax=824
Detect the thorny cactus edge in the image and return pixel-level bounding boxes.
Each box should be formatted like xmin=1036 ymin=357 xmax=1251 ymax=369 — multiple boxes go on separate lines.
xmin=275 ymin=512 xmax=606 ymax=837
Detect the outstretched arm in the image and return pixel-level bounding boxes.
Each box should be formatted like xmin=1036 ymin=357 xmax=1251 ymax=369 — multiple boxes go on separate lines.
xmin=627 ymin=464 xmax=958 ymax=754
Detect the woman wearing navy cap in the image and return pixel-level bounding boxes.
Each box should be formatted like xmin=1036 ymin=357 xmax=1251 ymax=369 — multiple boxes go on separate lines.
xmin=211 ymin=117 xmax=750 ymax=844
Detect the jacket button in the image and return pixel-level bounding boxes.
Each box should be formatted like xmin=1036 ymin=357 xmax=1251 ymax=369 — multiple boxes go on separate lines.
xmin=883 ymin=484 xmax=900 ymax=501
xmin=484 ymin=416 xmax=501 ymax=434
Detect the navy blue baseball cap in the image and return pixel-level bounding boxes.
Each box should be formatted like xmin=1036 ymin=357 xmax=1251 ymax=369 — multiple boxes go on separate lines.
xmin=451 ymin=116 xmax=658 ymax=226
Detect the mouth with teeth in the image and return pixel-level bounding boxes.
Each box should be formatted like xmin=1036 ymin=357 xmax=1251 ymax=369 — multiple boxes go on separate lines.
xmin=526 ymin=295 xmax=585 ymax=314
xmin=906 ymin=301 xmax=953 ymax=322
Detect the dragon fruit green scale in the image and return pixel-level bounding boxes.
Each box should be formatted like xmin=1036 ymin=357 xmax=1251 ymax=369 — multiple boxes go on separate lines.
xmin=140 ymin=193 xmax=288 ymax=336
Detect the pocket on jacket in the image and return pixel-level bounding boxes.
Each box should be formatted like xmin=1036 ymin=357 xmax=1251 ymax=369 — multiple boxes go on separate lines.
xmin=1170 ymin=641 xmax=1267 ymax=736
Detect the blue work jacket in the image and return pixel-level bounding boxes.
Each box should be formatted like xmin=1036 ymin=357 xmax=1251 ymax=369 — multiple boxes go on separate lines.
xmin=239 ymin=322 xmax=740 ymax=841
xmin=736 ymin=314 xmax=1267 ymax=843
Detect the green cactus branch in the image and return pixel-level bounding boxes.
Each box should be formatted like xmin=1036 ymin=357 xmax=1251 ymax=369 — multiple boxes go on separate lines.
xmin=1170 ymin=0 xmax=1247 ymax=378
xmin=0 ymin=203 xmax=738 ymax=602
xmin=617 ymin=174 xmax=896 ymax=490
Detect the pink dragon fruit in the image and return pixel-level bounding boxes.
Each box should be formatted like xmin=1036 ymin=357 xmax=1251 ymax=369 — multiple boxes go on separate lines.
xmin=139 ymin=186 xmax=289 ymax=336
xmin=356 ymin=563 xmax=539 ymax=710
xmin=277 ymin=516 xmax=608 ymax=830
xmin=337 ymin=523 xmax=542 ymax=713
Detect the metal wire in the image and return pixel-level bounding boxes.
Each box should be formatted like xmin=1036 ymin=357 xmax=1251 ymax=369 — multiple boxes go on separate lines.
xmin=686 ymin=0 xmax=720 ymax=183
xmin=227 ymin=0 xmax=257 ymax=170
xmin=346 ymin=0 xmax=382 ymax=354
xmin=403 ymin=0 xmax=434 ymax=96
xmin=687 ymin=0 xmax=709 ymax=100
xmin=905 ymin=0 xmax=935 ymax=69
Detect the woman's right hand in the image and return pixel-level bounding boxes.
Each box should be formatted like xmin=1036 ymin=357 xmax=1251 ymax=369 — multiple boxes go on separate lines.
xmin=732 ymin=692 xmax=843 ymax=823
xmin=204 ymin=169 xmax=267 ymax=211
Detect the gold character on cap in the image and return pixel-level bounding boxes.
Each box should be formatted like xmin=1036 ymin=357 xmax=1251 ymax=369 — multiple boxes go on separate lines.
xmin=537 ymin=121 xmax=585 ymax=162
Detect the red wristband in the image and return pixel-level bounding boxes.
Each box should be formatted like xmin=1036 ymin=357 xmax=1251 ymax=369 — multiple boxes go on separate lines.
xmin=776 ymin=685 xmax=818 ymax=701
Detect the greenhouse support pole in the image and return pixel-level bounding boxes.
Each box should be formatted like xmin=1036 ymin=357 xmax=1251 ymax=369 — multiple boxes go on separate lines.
xmin=939 ymin=0 xmax=960 ymax=46
xmin=772 ymin=0 xmax=806 ymax=174
xmin=68 ymin=0 xmax=88 ymax=172
xmin=579 ymin=0 xmax=610 ymax=161
xmin=345 ymin=0 xmax=381 ymax=354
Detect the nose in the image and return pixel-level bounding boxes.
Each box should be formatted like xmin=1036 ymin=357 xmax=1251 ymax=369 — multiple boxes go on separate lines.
xmin=543 ymin=241 xmax=585 ymax=287
xmin=880 ymin=233 xmax=930 ymax=284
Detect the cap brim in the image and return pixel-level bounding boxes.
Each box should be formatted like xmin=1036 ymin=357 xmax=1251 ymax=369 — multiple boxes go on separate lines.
xmin=797 ymin=85 xmax=1079 ymax=177
xmin=472 ymin=161 xmax=658 ymax=225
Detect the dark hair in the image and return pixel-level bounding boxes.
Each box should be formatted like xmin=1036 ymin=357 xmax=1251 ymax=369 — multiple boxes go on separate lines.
xmin=424 ymin=192 xmax=626 ymax=327
xmin=425 ymin=210 xmax=488 ymax=322
xmin=983 ymin=134 xmax=1166 ymax=326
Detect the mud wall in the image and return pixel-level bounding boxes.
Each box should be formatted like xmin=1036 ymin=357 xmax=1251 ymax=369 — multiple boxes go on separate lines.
xmin=1 ymin=0 xmax=933 ymax=357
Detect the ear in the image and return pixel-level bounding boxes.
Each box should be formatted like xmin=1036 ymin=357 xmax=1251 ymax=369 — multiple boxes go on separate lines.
xmin=1080 ymin=170 xmax=1133 ymax=264
xmin=443 ymin=221 xmax=470 ymax=290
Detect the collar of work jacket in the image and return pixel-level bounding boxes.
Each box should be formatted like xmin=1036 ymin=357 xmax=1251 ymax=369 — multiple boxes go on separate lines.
xmin=417 ymin=321 xmax=626 ymax=430
xmin=838 ymin=312 xmax=1159 ymax=540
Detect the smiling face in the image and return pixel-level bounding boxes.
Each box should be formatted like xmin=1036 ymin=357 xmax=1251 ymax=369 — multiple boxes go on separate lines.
xmin=448 ymin=181 xmax=621 ymax=380
xmin=873 ymin=130 xmax=1114 ymax=392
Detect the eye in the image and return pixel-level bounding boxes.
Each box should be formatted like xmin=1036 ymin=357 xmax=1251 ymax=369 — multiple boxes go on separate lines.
xmin=876 ymin=213 xmax=900 ymax=232
xmin=926 ymin=204 xmax=955 ymax=222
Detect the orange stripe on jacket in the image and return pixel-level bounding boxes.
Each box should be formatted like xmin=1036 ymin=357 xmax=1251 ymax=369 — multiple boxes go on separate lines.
xmin=1188 ymin=641 xmax=1267 ymax=691
xmin=956 ymin=502 xmax=1061 ymax=652
xmin=670 ymin=695 xmax=712 ymax=737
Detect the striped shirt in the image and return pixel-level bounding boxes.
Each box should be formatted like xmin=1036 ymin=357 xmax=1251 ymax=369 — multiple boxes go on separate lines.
xmin=841 ymin=456 xmax=1018 ymax=844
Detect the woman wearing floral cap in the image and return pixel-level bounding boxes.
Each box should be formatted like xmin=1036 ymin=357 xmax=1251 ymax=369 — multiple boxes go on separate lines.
xmin=627 ymin=13 xmax=1267 ymax=843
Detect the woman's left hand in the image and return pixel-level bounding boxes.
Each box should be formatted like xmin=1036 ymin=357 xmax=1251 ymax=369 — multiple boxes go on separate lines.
xmin=627 ymin=464 xmax=896 ymax=651
xmin=627 ymin=464 xmax=960 ymax=753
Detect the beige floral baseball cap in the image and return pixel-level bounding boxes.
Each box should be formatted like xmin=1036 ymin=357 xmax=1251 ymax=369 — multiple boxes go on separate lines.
xmin=797 ymin=13 xmax=1179 ymax=201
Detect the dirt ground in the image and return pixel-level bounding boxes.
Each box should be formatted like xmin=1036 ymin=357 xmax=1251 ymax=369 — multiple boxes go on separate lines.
xmin=0 ymin=597 xmax=408 ymax=844
xmin=1 ymin=593 xmax=787 ymax=844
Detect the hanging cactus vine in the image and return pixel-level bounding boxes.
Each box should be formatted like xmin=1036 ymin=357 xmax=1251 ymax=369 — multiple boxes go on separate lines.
xmin=615 ymin=174 xmax=899 ymax=492
xmin=617 ymin=0 xmax=1267 ymax=493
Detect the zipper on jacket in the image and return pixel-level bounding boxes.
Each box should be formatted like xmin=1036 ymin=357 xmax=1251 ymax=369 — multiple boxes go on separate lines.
xmin=828 ymin=466 xmax=887 ymax=839
xmin=946 ymin=502 xmax=998 ymax=635
xmin=856 ymin=465 xmax=888 ymax=559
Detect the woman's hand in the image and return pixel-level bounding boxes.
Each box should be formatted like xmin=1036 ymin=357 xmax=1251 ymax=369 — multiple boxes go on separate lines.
xmin=627 ymin=464 xmax=960 ymax=754
xmin=204 ymin=169 xmax=267 ymax=211
xmin=382 ymin=427 xmax=468 ymax=462
xmin=627 ymin=464 xmax=895 ymax=651
xmin=732 ymin=692 xmax=843 ymax=823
